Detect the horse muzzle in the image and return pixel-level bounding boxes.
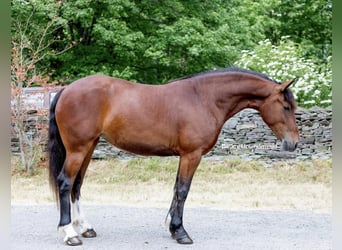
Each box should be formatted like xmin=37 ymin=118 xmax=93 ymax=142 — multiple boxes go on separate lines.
xmin=281 ymin=139 xmax=298 ymax=152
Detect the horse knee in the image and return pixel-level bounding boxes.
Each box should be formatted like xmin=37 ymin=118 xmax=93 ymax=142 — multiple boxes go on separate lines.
xmin=176 ymin=185 xmax=190 ymax=201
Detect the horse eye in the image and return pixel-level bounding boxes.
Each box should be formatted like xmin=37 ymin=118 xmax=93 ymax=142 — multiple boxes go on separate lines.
xmin=283 ymin=106 xmax=290 ymax=111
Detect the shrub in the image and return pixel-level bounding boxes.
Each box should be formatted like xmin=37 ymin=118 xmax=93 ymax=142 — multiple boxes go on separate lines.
xmin=235 ymin=38 xmax=332 ymax=108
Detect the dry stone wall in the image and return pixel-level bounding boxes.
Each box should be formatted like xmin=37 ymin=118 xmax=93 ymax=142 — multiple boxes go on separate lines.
xmin=207 ymin=107 xmax=332 ymax=161
xmin=11 ymin=107 xmax=332 ymax=161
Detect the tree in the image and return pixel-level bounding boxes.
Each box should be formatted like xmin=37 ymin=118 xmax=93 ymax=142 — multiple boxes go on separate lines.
xmin=265 ymin=0 xmax=332 ymax=61
xmin=41 ymin=0 xmax=268 ymax=83
xmin=11 ymin=0 xmax=73 ymax=171
xmin=11 ymin=0 xmax=332 ymax=106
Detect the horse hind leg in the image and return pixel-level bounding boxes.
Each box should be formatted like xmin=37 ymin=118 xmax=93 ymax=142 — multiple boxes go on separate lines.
xmin=58 ymin=139 xmax=98 ymax=246
xmin=71 ymin=197 xmax=97 ymax=239
xmin=71 ymin=139 xmax=99 ymax=239
xmin=71 ymin=176 xmax=97 ymax=239
xmin=57 ymin=151 xmax=85 ymax=246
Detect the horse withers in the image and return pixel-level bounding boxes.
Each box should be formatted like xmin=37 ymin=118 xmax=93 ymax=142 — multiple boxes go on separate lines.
xmin=48 ymin=68 xmax=299 ymax=246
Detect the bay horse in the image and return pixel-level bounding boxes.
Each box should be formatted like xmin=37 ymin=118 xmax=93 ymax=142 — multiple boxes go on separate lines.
xmin=48 ymin=68 xmax=299 ymax=246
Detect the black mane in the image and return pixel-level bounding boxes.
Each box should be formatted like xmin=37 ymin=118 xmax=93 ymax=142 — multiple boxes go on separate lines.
xmin=170 ymin=67 xmax=296 ymax=108
xmin=170 ymin=67 xmax=279 ymax=83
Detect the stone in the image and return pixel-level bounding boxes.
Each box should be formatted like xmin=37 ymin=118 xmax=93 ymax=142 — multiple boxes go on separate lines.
xmin=224 ymin=118 xmax=239 ymax=129
xmin=10 ymin=106 xmax=332 ymax=161
xmin=267 ymin=151 xmax=297 ymax=159
xmin=301 ymin=148 xmax=313 ymax=155
xmin=301 ymin=136 xmax=315 ymax=144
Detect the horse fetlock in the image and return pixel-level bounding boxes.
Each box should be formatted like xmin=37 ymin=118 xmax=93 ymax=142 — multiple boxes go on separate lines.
xmin=58 ymin=223 xmax=82 ymax=246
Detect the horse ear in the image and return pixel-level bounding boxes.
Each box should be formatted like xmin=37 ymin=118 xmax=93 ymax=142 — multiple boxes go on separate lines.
xmin=278 ymin=78 xmax=296 ymax=92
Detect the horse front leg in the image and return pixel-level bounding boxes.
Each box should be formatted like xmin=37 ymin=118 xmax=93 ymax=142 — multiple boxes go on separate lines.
xmin=166 ymin=152 xmax=202 ymax=244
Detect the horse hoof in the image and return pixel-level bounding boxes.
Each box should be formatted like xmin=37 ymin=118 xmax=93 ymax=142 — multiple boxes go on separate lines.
xmin=172 ymin=232 xmax=193 ymax=244
xmin=82 ymin=228 xmax=97 ymax=238
xmin=65 ymin=236 xmax=82 ymax=246
xmin=176 ymin=235 xmax=193 ymax=244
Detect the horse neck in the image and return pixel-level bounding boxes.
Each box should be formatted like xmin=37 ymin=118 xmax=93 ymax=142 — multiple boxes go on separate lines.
xmin=195 ymin=73 xmax=275 ymax=122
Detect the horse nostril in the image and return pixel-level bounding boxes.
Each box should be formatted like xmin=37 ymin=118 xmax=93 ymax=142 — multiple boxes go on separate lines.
xmin=294 ymin=142 xmax=298 ymax=149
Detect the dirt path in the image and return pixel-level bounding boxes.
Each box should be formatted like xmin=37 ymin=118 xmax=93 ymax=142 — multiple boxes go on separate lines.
xmin=11 ymin=204 xmax=331 ymax=250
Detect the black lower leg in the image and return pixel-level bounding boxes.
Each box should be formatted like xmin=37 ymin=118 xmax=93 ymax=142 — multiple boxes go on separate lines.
xmin=168 ymin=152 xmax=201 ymax=244
xmin=57 ymin=171 xmax=83 ymax=246
xmin=169 ymin=183 xmax=193 ymax=244
xmin=57 ymin=171 xmax=72 ymax=227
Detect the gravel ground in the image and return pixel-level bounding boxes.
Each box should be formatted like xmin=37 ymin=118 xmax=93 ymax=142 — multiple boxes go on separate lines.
xmin=11 ymin=204 xmax=332 ymax=250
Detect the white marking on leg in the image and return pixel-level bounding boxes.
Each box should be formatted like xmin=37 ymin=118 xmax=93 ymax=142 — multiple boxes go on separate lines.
xmin=71 ymin=199 xmax=94 ymax=234
xmin=71 ymin=199 xmax=80 ymax=225
xmin=59 ymin=223 xmax=78 ymax=242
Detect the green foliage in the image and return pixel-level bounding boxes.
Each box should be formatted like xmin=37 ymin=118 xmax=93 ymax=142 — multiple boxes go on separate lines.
xmin=11 ymin=0 xmax=69 ymax=68
xmin=267 ymin=0 xmax=332 ymax=60
xmin=12 ymin=0 xmax=332 ymax=107
xmin=235 ymin=38 xmax=332 ymax=108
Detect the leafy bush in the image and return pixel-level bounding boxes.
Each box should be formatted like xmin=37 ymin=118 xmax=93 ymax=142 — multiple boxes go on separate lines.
xmin=235 ymin=38 xmax=332 ymax=108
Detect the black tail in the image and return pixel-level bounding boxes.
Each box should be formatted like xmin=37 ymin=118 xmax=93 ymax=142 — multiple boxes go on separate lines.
xmin=48 ymin=88 xmax=65 ymax=204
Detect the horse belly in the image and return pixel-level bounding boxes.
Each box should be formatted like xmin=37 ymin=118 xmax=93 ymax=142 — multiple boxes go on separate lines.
xmin=115 ymin=141 xmax=178 ymax=156
xmin=102 ymin=125 xmax=178 ymax=157
xmin=104 ymin=137 xmax=178 ymax=156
